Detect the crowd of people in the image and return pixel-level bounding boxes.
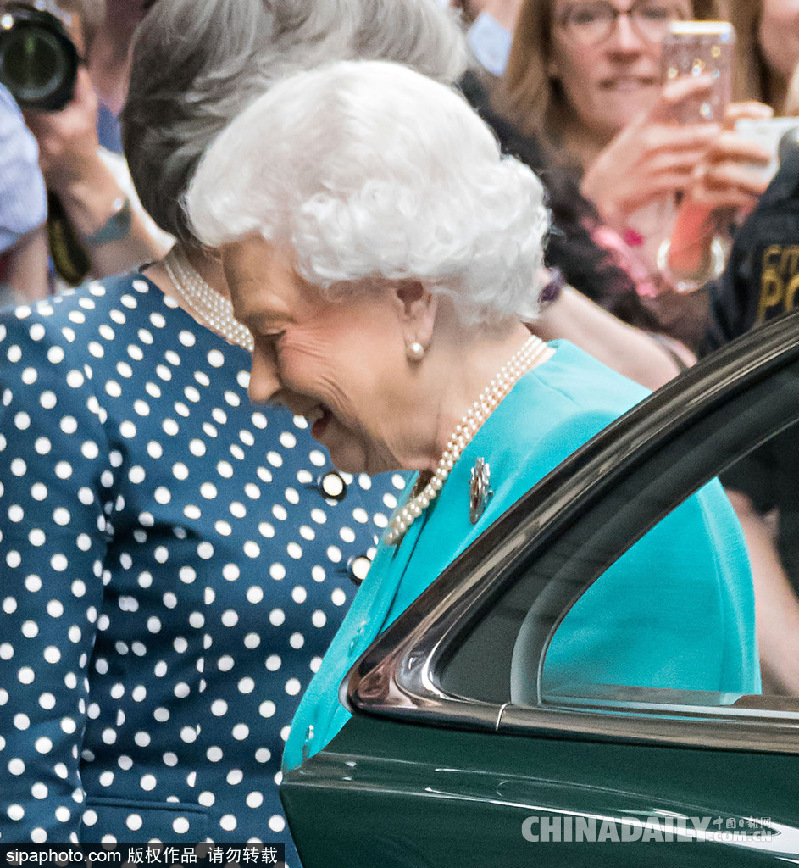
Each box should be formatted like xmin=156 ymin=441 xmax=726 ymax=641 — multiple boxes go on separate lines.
xmin=0 ymin=0 xmax=798 ymax=858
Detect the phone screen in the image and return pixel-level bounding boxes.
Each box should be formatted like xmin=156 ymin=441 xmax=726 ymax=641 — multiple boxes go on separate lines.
xmin=661 ymin=20 xmax=735 ymax=124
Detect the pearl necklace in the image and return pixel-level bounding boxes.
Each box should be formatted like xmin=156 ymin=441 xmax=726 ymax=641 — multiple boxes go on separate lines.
xmin=162 ymin=246 xmax=254 ymax=352
xmin=383 ymin=335 xmax=550 ymax=546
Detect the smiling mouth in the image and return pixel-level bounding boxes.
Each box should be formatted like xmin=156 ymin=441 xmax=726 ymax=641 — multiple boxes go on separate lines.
xmin=600 ymin=77 xmax=657 ymax=91
xmin=306 ymin=405 xmax=333 ymax=440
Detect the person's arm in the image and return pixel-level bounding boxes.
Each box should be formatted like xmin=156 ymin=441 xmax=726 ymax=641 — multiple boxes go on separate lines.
xmin=23 ymin=68 xmax=170 ymax=280
xmin=726 ymin=489 xmax=799 ymax=696
xmin=532 ymin=287 xmax=692 ymax=390
xmin=666 ymin=103 xmax=773 ymax=282
xmin=2 ymin=226 xmax=49 ymax=301
xmin=0 ymin=309 xmax=108 ymax=841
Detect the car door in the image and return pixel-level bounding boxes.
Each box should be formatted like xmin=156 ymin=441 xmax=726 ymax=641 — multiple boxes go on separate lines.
xmin=282 ymin=311 xmax=799 ymax=868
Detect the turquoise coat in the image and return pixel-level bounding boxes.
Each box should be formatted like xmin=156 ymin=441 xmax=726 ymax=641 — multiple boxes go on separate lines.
xmin=283 ymin=342 xmax=760 ymax=770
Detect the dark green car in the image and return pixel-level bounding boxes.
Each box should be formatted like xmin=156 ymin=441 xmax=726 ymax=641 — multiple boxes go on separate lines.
xmin=283 ymin=311 xmax=799 ymax=867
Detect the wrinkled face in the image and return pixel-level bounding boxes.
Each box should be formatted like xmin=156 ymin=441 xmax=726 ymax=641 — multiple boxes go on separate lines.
xmin=758 ymin=0 xmax=799 ymax=81
xmin=549 ymin=0 xmax=692 ymax=142
xmin=223 ymin=236 xmax=414 ymax=476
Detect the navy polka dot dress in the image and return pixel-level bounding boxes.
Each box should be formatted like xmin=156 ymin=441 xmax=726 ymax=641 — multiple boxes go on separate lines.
xmin=0 ymin=274 xmax=405 ymax=856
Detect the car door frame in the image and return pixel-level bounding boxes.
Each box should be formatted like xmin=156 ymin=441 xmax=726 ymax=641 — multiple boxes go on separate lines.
xmin=345 ymin=309 xmax=799 ymax=756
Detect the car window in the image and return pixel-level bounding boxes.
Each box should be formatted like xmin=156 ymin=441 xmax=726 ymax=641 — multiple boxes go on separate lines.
xmin=438 ymin=359 xmax=799 ymax=721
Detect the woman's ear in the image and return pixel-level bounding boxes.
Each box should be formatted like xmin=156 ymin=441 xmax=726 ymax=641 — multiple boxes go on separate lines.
xmin=393 ymin=280 xmax=438 ymax=354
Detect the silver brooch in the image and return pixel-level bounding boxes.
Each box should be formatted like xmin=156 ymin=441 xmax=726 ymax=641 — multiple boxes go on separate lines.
xmin=469 ymin=458 xmax=493 ymax=524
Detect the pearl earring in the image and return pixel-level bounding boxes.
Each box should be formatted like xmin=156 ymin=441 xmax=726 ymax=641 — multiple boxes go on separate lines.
xmin=406 ymin=340 xmax=425 ymax=362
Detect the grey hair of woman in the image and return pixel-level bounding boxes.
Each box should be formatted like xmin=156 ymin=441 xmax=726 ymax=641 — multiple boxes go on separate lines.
xmin=122 ymin=0 xmax=468 ymax=245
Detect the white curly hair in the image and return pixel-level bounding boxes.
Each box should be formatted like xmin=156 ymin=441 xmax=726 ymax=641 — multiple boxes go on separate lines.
xmin=186 ymin=60 xmax=549 ymax=326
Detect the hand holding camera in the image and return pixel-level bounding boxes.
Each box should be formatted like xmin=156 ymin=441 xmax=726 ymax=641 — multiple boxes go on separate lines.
xmin=1 ymin=2 xmax=100 ymax=194
xmin=22 ymin=63 xmax=99 ymax=193
xmin=1 ymin=1 xmax=170 ymax=287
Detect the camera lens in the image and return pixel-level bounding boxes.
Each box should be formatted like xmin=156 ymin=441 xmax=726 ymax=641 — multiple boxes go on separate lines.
xmin=0 ymin=8 xmax=78 ymax=111
xmin=2 ymin=23 xmax=66 ymax=97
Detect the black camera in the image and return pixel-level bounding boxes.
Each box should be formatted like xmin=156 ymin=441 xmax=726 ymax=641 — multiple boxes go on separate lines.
xmin=0 ymin=2 xmax=78 ymax=111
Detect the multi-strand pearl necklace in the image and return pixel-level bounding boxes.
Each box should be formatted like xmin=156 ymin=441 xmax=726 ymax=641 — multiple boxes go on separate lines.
xmin=383 ymin=334 xmax=550 ymax=546
xmin=162 ymin=246 xmax=254 ymax=352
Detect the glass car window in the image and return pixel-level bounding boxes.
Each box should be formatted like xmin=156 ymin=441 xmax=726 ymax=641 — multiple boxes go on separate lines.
xmin=438 ymin=359 xmax=799 ymax=719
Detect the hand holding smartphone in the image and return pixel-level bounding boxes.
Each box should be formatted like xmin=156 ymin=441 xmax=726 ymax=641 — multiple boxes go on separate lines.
xmin=580 ymin=21 xmax=739 ymax=240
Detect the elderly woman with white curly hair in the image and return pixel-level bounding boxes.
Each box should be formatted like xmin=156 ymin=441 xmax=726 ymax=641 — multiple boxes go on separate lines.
xmin=187 ymin=60 xmax=760 ymax=771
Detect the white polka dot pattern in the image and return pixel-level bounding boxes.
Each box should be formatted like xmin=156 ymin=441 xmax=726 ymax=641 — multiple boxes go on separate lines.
xmin=0 ymin=276 xmax=398 ymax=858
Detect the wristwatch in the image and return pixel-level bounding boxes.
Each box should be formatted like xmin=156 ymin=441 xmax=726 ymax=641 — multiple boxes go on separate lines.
xmin=83 ymin=195 xmax=132 ymax=246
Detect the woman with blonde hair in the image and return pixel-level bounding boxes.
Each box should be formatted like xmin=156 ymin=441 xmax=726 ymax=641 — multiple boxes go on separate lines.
xmin=502 ymin=0 xmax=718 ymax=142
xmin=493 ymin=0 xmax=773 ymax=347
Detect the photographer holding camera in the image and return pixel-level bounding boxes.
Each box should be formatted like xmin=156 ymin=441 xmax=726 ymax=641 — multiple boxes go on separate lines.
xmin=0 ymin=0 xmax=169 ymax=297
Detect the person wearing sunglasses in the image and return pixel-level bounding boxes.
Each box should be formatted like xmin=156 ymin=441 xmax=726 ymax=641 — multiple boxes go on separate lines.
xmin=493 ymin=0 xmax=773 ymax=350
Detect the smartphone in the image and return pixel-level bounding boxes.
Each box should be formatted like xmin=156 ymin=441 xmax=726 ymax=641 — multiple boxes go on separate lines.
xmin=661 ymin=20 xmax=735 ymax=124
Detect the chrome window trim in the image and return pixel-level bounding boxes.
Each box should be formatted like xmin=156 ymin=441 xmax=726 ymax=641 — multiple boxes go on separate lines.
xmin=346 ymin=311 xmax=799 ymax=756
